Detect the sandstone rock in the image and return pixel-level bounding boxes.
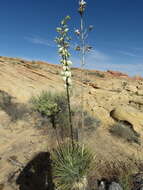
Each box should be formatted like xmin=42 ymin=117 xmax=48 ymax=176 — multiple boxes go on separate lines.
xmin=0 ymin=110 xmax=11 ymax=128
xmin=125 ymin=85 xmax=137 ymax=93
xmin=107 ymin=70 xmax=128 ymax=77
xmin=92 ymin=106 xmax=114 ymax=126
xmin=111 ymin=105 xmax=143 ymax=133
xmin=137 ymin=90 xmax=143 ymax=96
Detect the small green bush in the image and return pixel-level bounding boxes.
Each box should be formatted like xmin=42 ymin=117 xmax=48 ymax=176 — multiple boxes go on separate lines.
xmin=31 ymin=91 xmax=100 ymax=140
xmin=52 ymin=143 xmax=93 ymax=190
xmin=31 ymin=91 xmax=60 ymax=118
xmin=31 ymin=91 xmax=68 ymax=130
xmin=109 ymin=122 xmax=140 ymax=144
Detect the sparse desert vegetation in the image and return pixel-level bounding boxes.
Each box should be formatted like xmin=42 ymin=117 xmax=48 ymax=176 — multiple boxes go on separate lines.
xmin=0 ymin=90 xmax=29 ymax=122
xmin=1 ymin=55 xmax=143 ymax=189
xmin=109 ymin=122 xmax=140 ymax=144
xmin=1 ymin=0 xmax=143 ymax=190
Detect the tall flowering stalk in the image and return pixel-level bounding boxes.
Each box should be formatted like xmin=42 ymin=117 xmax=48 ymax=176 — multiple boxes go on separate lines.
xmin=75 ymin=0 xmax=93 ymax=134
xmin=55 ymin=16 xmax=74 ymax=146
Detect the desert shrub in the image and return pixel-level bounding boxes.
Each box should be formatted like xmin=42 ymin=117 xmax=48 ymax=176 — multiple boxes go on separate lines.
xmin=7 ymin=103 xmax=29 ymax=121
xmin=84 ymin=113 xmax=100 ymax=130
xmin=31 ymin=91 xmax=61 ymax=118
xmin=94 ymin=158 xmax=137 ymax=190
xmin=88 ymin=71 xmax=105 ymax=78
xmin=31 ymin=60 xmax=41 ymax=68
xmin=83 ymin=79 xmax=91 ymax=84
xmin=0 ymin=90 xmax=12 ymax=106
xmin=0 ymin=90 xmax=28 ymax=121
xmin=31 ymin=91 xmax=69 ymax=131
xmin=122 ymin=81 xmax=127 ymax=88
xmin=109 ymin=122 xmax=140 ymax=144
xmin=52 ymin=143 xmax=93 ymax=190
xmin=31 ymin=91 xmax=100 ymax=140
xmin=72 ymin=109 xmax=101 ymax=131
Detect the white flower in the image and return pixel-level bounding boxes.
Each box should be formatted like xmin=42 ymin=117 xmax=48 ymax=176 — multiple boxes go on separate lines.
xmin=63 ymin=66 xmax=69 ymax=71
xmin=64 ymin=84 xmax=67 ymax=88
xmin=61 ymin=71 xmax=65 ymax=76
xmin=79 ymin=0 xmax=86 ymax=6
xmin=60 ymin=59 xmax=66 ymax=64
xmin=62 ymin=76 xmax=67 ymax=81
xmin=75 ymin=29 xmax=80 ymax=35
xmin=64 ymin=71 xmax=71 ymax=77
xmin=59 ymin=49 xmax=68 ymax=56
xmin=67 ymin=60 xmax=72 ymax=65
xmin=64 ymin=28 xmax=69 ymax=32
xmin=67 ymin=78 xmax=72 ymax=85
xmin=58 ymin=47 xmax=64 ymax=53
xmin=56 ymin=27 xmax=62 ymax=32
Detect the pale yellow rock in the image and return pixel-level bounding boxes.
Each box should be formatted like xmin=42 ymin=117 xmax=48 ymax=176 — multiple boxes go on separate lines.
xmin=125 ymin=85 xmax=137 ymax=93
xmin=0 ymin=110 xmax=11 ymax=128
xmin=137 ymin=90 xmax=143 ymax=96
xmin=111 ymin=105 xmax=143 ymax=133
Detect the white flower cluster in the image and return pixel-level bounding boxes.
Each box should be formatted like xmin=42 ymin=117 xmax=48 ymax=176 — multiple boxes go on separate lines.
xmin=79 ymin=0 xmax=86 ymax=7
xmin=78 ymin=0 xmax=87 ymax=15
xmin=55 ymin=16 xmax=72 ymax=87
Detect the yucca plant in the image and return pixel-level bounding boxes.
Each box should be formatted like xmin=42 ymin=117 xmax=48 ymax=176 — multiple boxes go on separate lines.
xmin=52 ymin=143 xmax=93 ymax=190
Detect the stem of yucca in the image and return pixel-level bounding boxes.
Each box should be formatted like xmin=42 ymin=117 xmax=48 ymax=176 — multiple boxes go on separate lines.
xmin=66 ymin=79 xmax=74 ymax=148
xmin=80 ymin=14 xmax=85 ymax=140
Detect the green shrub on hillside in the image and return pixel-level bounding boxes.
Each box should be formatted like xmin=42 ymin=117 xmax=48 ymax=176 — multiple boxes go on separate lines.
xmin=31 ymin=91 xmax=100 ymax=140
xmin=31 ymin=91 xmax=60 ymax=118
xmin=31 ymin=91 xmax=68 ymax=130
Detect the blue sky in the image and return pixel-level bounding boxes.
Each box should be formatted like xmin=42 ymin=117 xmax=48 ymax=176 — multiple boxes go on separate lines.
xmin=0 ymin=0 xmax=143 ymax=76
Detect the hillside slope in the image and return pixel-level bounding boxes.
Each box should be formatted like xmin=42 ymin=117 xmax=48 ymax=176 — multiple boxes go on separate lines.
xmin=0 ymin=56 xmax=143 ymax=189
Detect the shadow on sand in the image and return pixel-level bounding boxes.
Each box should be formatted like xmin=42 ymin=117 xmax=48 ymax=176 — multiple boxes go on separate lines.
xmin=16 ymin=152 xmax=55 ymax=190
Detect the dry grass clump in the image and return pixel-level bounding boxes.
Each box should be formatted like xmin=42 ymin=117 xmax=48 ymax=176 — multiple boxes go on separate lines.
xmin=72 ymin=109 xmax=101 ymax=131
xmin=94 ymin=157 xmax=137 ymax=180
xmin=109 ymin=122 xmax=140 ymax=144
xmin=0 ymin=90 xmax=29 ymax=121
xmin=88 ymin=154 xmax=143 ymax=190
xmin=88 ymin=71 xmax=105 ymax=78
xmin=91 ymin=156 xmax=140 ymax=190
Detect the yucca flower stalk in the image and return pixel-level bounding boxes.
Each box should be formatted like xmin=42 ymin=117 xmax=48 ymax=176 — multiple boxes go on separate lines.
xmin=55 ymin=16 xmax=74 ymax=147
xmin=75 ymin=0 xmax=93 ymax=136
